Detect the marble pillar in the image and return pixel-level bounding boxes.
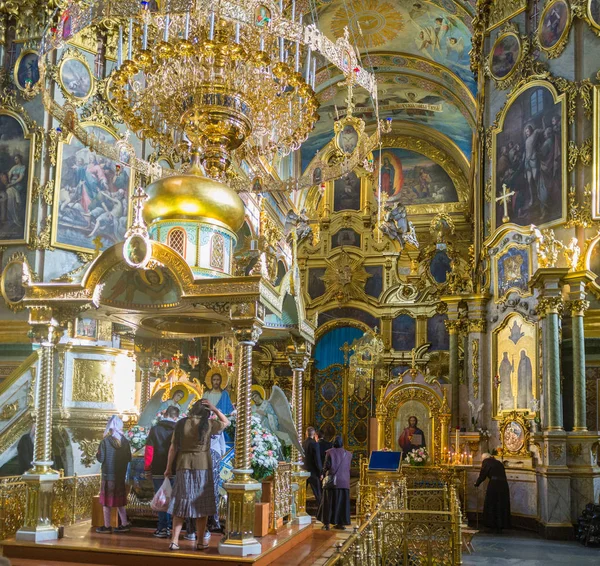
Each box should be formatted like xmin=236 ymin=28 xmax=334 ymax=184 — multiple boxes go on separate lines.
xmin=288 ymin=339 xmax=312 ymax=525
xmin=219 ymin=319 xmax=263 ymax=557
xmin=17 ymin=307 xmax=64 ymax=542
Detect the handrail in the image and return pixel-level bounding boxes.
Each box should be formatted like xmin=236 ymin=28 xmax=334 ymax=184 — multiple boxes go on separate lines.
xmin=0 ymin=351 xmax=38 ymax=397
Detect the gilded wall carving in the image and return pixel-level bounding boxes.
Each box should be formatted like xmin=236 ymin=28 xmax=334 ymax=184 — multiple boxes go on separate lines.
xmin=71 ymin=359 xmax=115 ymax=403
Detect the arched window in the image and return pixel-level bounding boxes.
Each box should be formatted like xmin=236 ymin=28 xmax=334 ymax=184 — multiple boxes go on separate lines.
xmin=210 ymin=233 xmax=225 ymax=270
xmin=167 ymin=228 xmax=186 ymax=256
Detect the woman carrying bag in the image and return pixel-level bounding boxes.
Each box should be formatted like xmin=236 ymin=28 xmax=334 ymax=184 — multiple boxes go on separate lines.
xmin=318 ymin=435 xmax=352 ymax=531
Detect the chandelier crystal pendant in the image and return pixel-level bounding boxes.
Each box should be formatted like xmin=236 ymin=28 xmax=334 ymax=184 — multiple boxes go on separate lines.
xmin=39 ymin=1 xmax=377 ymax=183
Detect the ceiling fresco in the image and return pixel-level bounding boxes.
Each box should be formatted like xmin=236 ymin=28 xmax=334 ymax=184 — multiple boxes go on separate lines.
xmin=302 ymin=1 xmax=477 ymax=173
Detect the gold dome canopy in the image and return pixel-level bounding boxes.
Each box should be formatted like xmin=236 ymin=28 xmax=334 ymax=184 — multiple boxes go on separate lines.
xmin=143 ymin=166 xmax=245 ymax=234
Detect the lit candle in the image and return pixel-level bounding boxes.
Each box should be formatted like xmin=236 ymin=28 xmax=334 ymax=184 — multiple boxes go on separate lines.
xmin=128 ymin=18 xmax=133 ymax=59
xmin=280 ymin=36 xmax=284 ymax=62
xmin=164 ymin=14 xmax=169 ymax=41
xmin=295 ymin=41 xmax=300 ymax=71
xmin=142 ymin=22 xmax=148 ymax=50
xmin=184 ymin=11 xmax=190 ymax=40
xmin=209 ymin=11 xmax=215 ymax=40
xmin=235 ymin=22 xmax=240 ymax=44
xmin=305 ymin=48 xmax=311 ymax=82
xmin=260 ymin=35 xmax=265 ymax=52
xmin=292 ymin=0 xmax=296 ymax=22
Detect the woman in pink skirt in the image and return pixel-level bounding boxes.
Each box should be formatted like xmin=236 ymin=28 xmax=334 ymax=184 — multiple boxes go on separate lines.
xmin=96 ymin=415 xmax=132 ymax=534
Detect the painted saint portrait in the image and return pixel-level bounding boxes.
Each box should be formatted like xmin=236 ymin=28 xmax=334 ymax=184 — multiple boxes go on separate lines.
xmin=364 ymin=265 xmax=383 ymax=298
xmin=490 ymin=33 xmax=521 ymax=80
xmin=392 ymin=314 xmax=416 ymax=351
xmin=337 ymin=124 xmax=359 ymax=155
xmin=374 ymin=148 xmax=458 ymax=205
xmin=123 ymin=234 xmax=150 ymax=268
xmin=503 ymin=421 xmax=525 ymax=452
xmin=395 ymin=404 xmax=430 ymax=456
xmin=1 ymin=261 xmax=26 ymax=303
xmin=102 ymin=266 xmax=180 ymax=308
xmin=255 ymin=5 xmax=271 ymax=27
xmin=494 ymin=84 xmax=564 ymax=229
xmin=333 ymin=170 xmax=361 ymax=211
xmin=496 ymin=246 xmax=530 ymax=299
xmin=494 ymin=314 xmax=537 ymax=415
xmin=308 ymin=267 xmax=326 ymax=300
xmin=59 ymin=57 xmax=93 ymax=99
xmin=15 ymin=50 xmax=40 ymax=91
xmin=427 ymin=314 xmax=449 ymax=351
xmin=312 ymin=166 xmax=322 ymax=185
xmin=331 ymin=228 xmax=361 ymax=249
xmin=538 ymin=0 xmax=570 ymax=50
xmin=75 ymin=318 xmax=97 ymax=339
xmin=54 ymin=125 xmax=131 ymax=253
xmin=0 ymin=114 xmax=32 ymax=244
xmin=429 ymin=250 xmax=452 ymax=284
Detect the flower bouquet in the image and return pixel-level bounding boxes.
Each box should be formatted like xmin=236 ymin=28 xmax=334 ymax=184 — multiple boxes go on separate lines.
xmin=405 ymin=447 xmax=428 ymax=467
xmin=127 ymin=425 xmax=149 ymax=451
xmin=227 ymin=411 xmax=282 ymax=480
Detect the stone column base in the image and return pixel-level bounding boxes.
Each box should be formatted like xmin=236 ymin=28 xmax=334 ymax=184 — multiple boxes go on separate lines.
xmin=219 ymin=476 xmax=262 ymax=557
xmin=567 ymin=432 xmax=600 ymax=522
xmin=16 ymin=471 xmax=60 ymax=542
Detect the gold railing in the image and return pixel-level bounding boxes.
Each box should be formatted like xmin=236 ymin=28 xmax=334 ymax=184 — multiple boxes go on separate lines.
xmin=0 ymin=473 xmax=100 ymax=541
xmin=272 ymin=462 xmax=292 ymax=530
xmin=52 ymin=474 xmax=101 ymax=527
xmin=335 ymin=470 xmax=463 ymax=565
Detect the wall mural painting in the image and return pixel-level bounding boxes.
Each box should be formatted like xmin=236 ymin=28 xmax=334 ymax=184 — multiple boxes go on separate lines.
xmin=590 ymin=0 xmax=600 ymax=29
xmin=392 ymin=314 xmax=416 ymax=351
xmin=494 ymin=314 xmax=537 ymax=416
xmin=493 ymin=83 xmax=565 ymax=229
xmin=333 ymin=170 xmax=361 ymax=211
xmin=428 ymin=314 xmax=449 ymax=351
xmin=0 ymin=112 xmax=34 ymax=245
xmin=374 ymin=148 xmax=458 ymax=206
xmin=14 ymin=50 xmax=40 ymax=91
xmin=495 ymin=245 xmax=531 ymax=300
xmin=331 ymin=228 xmax=361 ymax=249
xmin=53 ymin=125 xmax=132 ymax=253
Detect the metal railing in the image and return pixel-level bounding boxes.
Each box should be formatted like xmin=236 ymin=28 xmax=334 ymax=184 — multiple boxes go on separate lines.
xmin=328 ymin=473 xmax=463 ymax=565
xmin=0 ymin=473 xmax=100 ymax=541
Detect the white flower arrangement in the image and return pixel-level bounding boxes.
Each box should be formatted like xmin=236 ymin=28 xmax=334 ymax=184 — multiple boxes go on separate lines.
xmin=227 ymin=411 xmax=282 ymax=480
xmin=126 ymin=426 xmax=148 ymax=451
xmin=405 ymin=446 xmax=428 ymax=467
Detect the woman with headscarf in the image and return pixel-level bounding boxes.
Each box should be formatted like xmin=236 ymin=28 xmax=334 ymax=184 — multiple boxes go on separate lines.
xmin=96 ymin=415 xmax=132 ymax=534
xmin=317 ymin=435 xmax=352 ymax=531
xmin=474 ymin=453 xmax=511 ymax=533
xmin=164 ymin=398 xmax=229 ymax=551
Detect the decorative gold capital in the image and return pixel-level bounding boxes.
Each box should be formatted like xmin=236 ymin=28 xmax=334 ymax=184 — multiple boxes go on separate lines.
xmin=233 ymin=323 xmax=263 ymax=345
xmin=287 ymin=338 xmax=312 ymax=371
xmin=537 ymin=296 xmax=564 ymax=316
xmin=444 ymin=319 xmax=467 ymax=335
xmin=569 ymin=299 xmax=589 ymax=316
xmin=468 ymin=318 xmax=487 ymax=333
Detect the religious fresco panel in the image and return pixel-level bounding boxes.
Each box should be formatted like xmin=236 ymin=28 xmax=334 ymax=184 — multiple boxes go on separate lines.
xmin=373 ymin=147 xmax=458 ymax=205
xmin=428 ymin=314 xmax=449 ymax=351
xmin=392 ymin=314 xmax=416 ymax=351
xmin=331 ymin=228 xmax=361 ymax=249
xmin=364 ymin=266 xmax=383 ymax=298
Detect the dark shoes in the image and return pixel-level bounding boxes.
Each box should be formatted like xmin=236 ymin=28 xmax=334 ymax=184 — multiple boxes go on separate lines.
xmin=321 ymin=525 xmax=330 ymax=530
xmin=154 ymin=528 xmax=169 ymax=538
xmin=95 ymin=526 xmax=112 ymax=534
xmin=114 ymin=523 xmax=132 ymax=533
xmin=334 ymin=525 xmax=346 ymax=530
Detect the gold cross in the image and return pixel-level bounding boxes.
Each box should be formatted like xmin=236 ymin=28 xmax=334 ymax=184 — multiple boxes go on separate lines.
xmin=340 ymin=342 xmax=352 ymax=365
xmin=495 ymin=184 xmax=515 ymax=224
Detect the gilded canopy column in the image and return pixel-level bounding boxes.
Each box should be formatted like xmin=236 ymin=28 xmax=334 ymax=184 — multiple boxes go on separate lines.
xmin=564 ymin=271 xmax=595 ymax=431
xmin=17 ymin=307 xmax=64 ymax=542
xmin=219 ymin=303 xmax=263 ymax=557
xmin=445 ymin=319 xmax=462 ymax=429
xmin=138 ymin=357 xmax=152 ymax=412
xmin=288 ymin=339 xmax=312 ymax=525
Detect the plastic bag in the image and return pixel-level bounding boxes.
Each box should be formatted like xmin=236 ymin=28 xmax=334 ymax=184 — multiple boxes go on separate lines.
xmin=150 ymin=477 xmax=172 ymax=512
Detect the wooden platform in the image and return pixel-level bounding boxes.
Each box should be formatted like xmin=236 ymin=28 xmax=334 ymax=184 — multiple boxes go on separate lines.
xmin=1 ymin=521 xmax=338 ymax=566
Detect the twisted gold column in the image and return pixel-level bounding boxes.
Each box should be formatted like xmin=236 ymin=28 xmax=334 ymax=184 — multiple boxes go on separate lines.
xmin=288 ymin=340 xmax=312 ymax=525
xmin=18 ymin=308 xmax=64 ymax=542
xmin=139 ymin=362 xmax=151 ymax=412
xmin=219 ymin=321 xmax=263 ymax=557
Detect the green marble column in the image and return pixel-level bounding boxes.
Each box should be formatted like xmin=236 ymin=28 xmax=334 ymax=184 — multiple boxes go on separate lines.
xmin=540 ymin=298 xmax=563 ymax=430
xmin=570 ymin=300 xmax=589 ymax=431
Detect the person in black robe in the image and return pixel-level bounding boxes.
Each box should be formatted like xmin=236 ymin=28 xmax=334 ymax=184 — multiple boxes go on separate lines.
xmin=474 ymin=453 xmax=511 ymax=532
xmin=302 ymin=426 xmax=322 ymax=508
xmin=317 ymin=429 xmax=333 ymax=465
xmin=17 ymin=429 xmax=34 ymax=475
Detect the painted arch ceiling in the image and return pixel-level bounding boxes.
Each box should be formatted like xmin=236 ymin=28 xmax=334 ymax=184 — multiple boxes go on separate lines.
xmin=302 ymin=0 xmax=476 ymax=171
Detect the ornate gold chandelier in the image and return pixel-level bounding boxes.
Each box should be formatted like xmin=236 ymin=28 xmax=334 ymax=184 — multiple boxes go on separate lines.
xmin=39 ymin=1 xmax=377 ymax=182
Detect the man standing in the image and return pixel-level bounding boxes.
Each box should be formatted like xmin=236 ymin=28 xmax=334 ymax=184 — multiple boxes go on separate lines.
xmin=317 ymin=429 xmax=333 ymax=466
xmin=145 ymin=405 xmax=180 ymax=538
xmin=474 ymin=453 xmax=511 ymax=533
xmin=302 ymin=426 xmax=322 ymax=508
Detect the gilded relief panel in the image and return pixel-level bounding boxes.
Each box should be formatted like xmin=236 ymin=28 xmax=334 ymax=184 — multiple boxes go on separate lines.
xmin=71 ymin=359 xmax=115 ymax=403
